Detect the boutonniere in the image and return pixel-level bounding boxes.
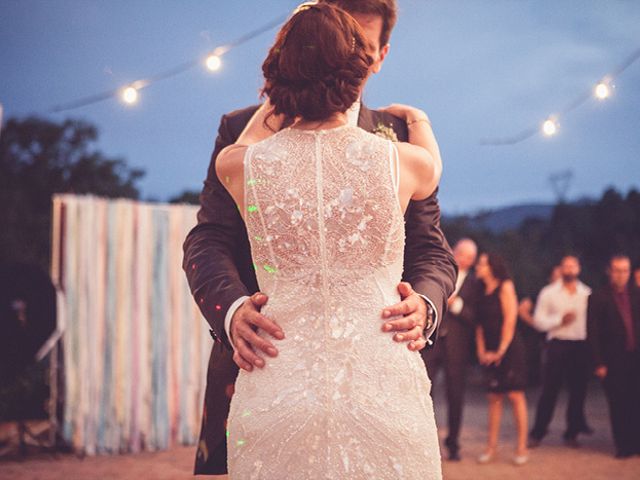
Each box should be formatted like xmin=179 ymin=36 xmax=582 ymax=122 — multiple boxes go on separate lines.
xmin=372 ymin=122 xmax=398 ymax=142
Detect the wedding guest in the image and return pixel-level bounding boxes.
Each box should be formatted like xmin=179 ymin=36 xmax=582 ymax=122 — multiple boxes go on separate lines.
xmin=423 ymin=238 xmax=480 ymax=461
xmin=517 ymin=266 xmax=561 ymax=387
xmin=529 ymin=255 xmax=593 ymax=448
xmin=475 ymin=253 xmax=528 ymax=465
xmin=587 ymin=254 xmax=640 ymax=458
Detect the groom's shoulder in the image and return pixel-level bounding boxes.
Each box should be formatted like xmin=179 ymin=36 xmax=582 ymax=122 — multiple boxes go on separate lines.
xmin=367 ymin=108 xmax=409 ymax=142
xmin=221 ymin=104 xmax=261 ymax=124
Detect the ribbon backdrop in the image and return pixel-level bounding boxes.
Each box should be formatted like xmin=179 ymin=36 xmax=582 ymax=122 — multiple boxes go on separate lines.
xmin=51 ymin=194 xmax=211 ymax=454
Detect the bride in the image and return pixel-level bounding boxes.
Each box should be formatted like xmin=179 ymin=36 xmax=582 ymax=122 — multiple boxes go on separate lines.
xmin=216 ymin=3 xmax=443 ymax=478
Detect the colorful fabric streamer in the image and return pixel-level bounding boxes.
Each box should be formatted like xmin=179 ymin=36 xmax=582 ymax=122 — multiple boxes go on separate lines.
xmin=52 ymin=194 xmax=211 ymax=454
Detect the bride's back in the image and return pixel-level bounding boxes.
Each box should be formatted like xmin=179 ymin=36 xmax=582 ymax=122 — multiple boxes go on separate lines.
xmin=229 ymin=124 xmax=440 ymax=479
xmin=244 ymin=124 xmax=404 ymax=312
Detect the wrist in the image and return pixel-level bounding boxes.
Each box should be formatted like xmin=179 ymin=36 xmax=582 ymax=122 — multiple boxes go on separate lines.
xmin=406 ymin=110 xmax=429 ymax=124
xmin=418 ymin=295 xmax=437 ymax=336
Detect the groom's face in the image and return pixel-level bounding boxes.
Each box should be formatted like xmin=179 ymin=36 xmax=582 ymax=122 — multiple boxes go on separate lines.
xmin=350 ymin=13 xmax=390 ymax=75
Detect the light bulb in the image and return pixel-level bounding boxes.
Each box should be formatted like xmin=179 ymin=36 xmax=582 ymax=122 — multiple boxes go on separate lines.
xmin=206 ymin=54 xmax=222 ymax=71
xmin=542 ymin=118 xmax=558 ymax=136
xmin=594 ymin=82 xmax=611 ymax=100
xmin=122 ymin=86 xmax=139 ymax=104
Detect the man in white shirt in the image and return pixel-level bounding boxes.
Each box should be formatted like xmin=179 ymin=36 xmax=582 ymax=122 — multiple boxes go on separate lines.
xmin=529 ymin=255 xmax=593 ymax=447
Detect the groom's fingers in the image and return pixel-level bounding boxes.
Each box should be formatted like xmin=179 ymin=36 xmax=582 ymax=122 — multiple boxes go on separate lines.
xmin=240 ymin=326 xmax=279 ymax=358
xmin=249 ymin=312 xmax=285 ymax=341
xmin=382 ymin=312 xmax=424 ymax=333
xmin=393 ymin=324 xmax=423 ymax=342
xmin=408 ymin=337 xmax=427 ymax=351
xmin=234 ymin=336 xmax=265 ymax=369
xmin=382 ymin=299 xmax=413 ymax=318
xmin=248 ymin=292 xmax=285 ymax=341
xmin=382 ymin=290 xmax=423 ymax=320
xmin=233 ymin=352 xmax=253 ymax=372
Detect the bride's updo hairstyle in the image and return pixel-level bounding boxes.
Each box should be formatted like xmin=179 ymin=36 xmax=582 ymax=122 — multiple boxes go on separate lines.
xmin=261 ymin=2 xmax=373 ymax=122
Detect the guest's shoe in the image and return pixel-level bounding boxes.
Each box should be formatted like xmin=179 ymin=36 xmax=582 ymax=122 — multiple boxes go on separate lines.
xmin=477 ymin=450 xmax=496 ymax=464
xmin=447 ymin=449 xmax=461 ymax=462
xmin=528 ymin=436 xmax=541 ymax=448
xmin=578 ymin=425 xmax=594 ymax=435
xmin=445 ymin=440 xmax=460 ymax=462
xmin=563 ymin=437 xmax=580 ymax=448
xmin=615 ymin=451 xmax=633 ymax=459
xmin=512 ymin=454 xmax=529 ymax=466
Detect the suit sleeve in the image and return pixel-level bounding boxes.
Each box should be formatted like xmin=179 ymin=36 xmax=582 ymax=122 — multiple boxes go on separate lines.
xmin=402 ymin=188 xmax=458 ymax=341
xmin=182 ymin=114 xmax=251 ymax=349
xmin=586 ymin=292 xmax=605 ymax=367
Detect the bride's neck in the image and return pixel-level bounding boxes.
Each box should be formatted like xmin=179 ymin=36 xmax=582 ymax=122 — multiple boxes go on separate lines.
xmin=293 ymin=112 xmax=348 ymax=130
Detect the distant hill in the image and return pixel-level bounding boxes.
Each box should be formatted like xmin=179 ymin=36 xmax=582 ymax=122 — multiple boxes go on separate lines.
xmin=445 ymin=203 xmax=555 ymax=233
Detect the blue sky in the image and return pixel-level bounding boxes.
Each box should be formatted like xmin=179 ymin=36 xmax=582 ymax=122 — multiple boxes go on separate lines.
xmin=1 ymin=0 xmax=639 ymax=213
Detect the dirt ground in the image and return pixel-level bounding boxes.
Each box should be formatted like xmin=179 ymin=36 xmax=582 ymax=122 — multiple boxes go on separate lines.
xmin=1 ymin=371 xmax=639 ymax=480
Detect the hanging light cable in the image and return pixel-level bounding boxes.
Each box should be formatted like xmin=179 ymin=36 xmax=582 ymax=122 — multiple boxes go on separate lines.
xmin=480 ymin=46 xmax=640 ymax=146
xmin=49 ymin=13 xmax=287 ymax=113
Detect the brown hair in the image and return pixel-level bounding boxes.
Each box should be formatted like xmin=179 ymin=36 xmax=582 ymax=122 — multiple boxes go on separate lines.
xmin=485 ymin=252 xmax=512 ymax=282
xmin=321 ymin=0 xmax=398 ymax=47
xmin=261 ymin=3 xmax=373 ymax=122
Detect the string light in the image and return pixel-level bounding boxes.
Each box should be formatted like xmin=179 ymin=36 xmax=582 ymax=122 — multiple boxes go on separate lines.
xmin=594 ymin=79 xmax=612 ymax=100
xmin=119 ymin=80 xmax=149 ymax=106
xmin=49 ymin=14 xmax=288 ymax=113
xmin=121 ymin=86 xmax=139 ymax=104
xmin=481 ymin=46 xmax=640 ymax=145
xmin=205 ymin=54 xmax=222 ymax=72
xmin=542 ymin=118 xmax=558 ymax=137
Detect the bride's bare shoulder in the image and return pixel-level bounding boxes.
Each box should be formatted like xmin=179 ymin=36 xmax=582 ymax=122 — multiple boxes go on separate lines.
xmin=215 ymin=144 xmax=247 ymax=182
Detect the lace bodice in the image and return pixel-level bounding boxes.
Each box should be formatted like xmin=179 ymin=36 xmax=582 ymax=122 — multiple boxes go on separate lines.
xmin=227 ymin=125 xmax=441 ymax=479
xmin=244 ymin=124 xmax=404 ymax=308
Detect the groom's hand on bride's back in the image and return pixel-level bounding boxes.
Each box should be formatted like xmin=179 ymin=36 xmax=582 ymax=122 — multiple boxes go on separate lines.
xmin=381 ymin=282 xmax=430 ymax=352
xmin=230 ymin=292 xmax=284 ymax=371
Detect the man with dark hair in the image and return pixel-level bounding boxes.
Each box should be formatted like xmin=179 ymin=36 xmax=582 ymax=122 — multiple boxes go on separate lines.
xmin=183 ymin=0 xmax=457 ymax=474
xmin=587 ymin=255 xmax=640 ymax=458
xmin=529 ymin=255 xmax=593 ymax=448
xmin=324 ymin=0 xmax=397 ymax=46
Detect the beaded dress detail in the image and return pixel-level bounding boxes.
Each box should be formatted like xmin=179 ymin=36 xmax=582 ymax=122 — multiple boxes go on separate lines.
xmin=227 ymin=125 xmax=441 ymax=479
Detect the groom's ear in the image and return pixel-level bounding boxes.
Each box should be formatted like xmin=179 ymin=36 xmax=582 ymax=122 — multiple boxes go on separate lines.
xmin=371 ymin=43 xmax=390 ymax=74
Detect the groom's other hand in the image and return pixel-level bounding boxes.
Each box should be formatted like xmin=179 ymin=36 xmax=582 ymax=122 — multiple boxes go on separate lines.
xmin=230 ymin=292 xmax=284 ymax=371
xmin=381 ymin=282 xmax=429 ymax=351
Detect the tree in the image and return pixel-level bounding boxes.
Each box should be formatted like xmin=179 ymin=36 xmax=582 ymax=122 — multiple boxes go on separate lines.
xmin=442 ymin=187 xmax=640 ymax=299
xmin=169 ymin=189 xmax=200 ymax=205
xmin=0 ymin=116 xmax=145 ymax=271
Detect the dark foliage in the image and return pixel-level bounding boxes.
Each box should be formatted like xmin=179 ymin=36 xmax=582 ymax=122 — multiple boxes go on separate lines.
xmin=442 ymin=187 xmax=640 ymax=299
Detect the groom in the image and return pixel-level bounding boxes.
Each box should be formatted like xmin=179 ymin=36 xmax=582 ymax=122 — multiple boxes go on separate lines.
xmin=183 ymin=0 xmax=457 ymax=475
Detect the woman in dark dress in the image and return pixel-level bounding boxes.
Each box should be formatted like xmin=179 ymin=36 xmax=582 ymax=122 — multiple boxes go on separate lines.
xmin=474 ymin=253 xmax=529 ymax=465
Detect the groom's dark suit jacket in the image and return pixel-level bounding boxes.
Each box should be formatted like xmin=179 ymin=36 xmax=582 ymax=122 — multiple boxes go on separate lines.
xmin=183 ymin=104 xmax=457 ymax=475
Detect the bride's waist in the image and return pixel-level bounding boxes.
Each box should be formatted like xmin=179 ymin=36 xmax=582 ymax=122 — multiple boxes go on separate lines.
xmin=257 ymin=264 xmax=402 ymax=292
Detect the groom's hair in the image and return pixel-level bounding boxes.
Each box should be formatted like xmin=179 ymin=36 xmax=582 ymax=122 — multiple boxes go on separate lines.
xmin=321 ymin=0 xmax=398 ymax=47
xmin=262 ymin=3 xmax=373 ymax=121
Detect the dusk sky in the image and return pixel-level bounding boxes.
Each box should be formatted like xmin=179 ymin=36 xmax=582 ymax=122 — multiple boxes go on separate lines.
xmin=2 ymin=0 xmax=639 ymax=213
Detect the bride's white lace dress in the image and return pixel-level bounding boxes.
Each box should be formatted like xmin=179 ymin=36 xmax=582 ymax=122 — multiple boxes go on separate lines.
xmin=227 ymin=124 xmax=441 ymax=479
